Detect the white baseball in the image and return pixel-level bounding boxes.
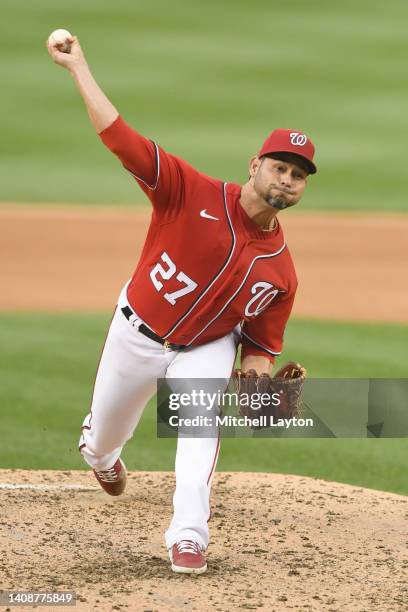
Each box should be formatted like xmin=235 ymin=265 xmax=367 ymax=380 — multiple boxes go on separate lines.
xmin=48 ymin=29 xmax=73 ymax=53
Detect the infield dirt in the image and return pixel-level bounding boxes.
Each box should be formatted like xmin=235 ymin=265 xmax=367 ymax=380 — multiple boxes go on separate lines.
xmin=1 ymin=470 xmax=407 ymax=612
xmin=1 ymin=206 xmax=407 ymax=322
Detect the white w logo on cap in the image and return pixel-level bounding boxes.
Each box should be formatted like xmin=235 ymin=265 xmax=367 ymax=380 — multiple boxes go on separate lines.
xmin=290 ymin=132 xmax=307 ymax=146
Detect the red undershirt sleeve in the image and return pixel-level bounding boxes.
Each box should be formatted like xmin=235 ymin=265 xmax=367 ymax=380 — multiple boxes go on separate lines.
xmin=99 ymin=115 xmax=192 ymax=216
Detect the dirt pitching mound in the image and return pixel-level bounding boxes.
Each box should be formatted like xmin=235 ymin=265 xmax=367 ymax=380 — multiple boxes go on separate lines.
xmin=0 ymin=470 xmax=407 ymax=611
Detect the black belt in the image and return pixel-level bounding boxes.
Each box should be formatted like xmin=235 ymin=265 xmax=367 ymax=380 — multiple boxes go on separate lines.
xmin=121 ymin=306 xmax=187 ymax=351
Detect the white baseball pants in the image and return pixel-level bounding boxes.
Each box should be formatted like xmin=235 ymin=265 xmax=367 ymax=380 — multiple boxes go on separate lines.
xmin=79 ymin=283 xmax=239 ymax=550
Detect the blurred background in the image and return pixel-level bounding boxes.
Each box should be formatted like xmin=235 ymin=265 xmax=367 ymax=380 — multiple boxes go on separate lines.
xmin=2 ymin=0 xmax=408 ymax=210
xmin=1 ymin=0 xmax=407 ymax=494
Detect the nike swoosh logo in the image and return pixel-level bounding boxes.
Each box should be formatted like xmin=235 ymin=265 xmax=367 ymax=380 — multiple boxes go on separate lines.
xmin=200 ymin=209 xmax=219 ymax=221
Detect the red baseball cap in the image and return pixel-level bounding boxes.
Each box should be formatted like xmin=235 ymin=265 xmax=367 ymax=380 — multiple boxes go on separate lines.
xmin=258 ymin=129 xmax=317 ymax=174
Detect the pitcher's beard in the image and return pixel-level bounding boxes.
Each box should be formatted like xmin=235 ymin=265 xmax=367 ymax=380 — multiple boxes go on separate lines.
xmin=265 ymin=194 xmax=290 ymax=210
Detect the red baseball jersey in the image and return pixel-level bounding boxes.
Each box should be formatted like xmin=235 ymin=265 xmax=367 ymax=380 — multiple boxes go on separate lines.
xmin=100 ymin=116 xmax=298 ymax=362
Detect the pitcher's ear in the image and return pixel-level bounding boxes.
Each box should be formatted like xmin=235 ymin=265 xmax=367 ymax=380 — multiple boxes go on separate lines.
xmin=249 ymin=155 xmax=261 ymax=178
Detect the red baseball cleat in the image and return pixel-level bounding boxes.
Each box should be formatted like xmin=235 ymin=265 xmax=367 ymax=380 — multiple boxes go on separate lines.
xmin=169 ymin=540 xmax=207 ymax=574
xmin=93 ymin=458 xmax=127 ymax=496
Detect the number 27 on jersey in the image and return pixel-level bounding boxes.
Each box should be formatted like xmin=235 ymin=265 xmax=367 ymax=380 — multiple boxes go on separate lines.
xmin=150 ymin=252 xmax=198 ymax=305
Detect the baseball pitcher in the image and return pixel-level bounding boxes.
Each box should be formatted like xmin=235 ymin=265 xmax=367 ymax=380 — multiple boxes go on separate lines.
xmin=47 ymin=34 xmax=316 ymax=574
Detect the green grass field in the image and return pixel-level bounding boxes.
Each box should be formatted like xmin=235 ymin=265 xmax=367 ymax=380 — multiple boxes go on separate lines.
xmin=2 ymin=0 xmax=408 ymax=210
xmin=1 ymin=313 xmax=407 ymax=495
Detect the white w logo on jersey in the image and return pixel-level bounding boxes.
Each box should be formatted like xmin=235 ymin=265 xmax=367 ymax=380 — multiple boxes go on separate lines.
xmin=244 ymin=282 xmax=279 ymax=317
xmin=290 ymin=132 xmax=307 ymax=146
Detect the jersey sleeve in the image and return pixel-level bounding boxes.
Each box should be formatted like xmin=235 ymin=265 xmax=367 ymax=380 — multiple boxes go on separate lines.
xmin=99 ymin=115 xmax=194 ymax=216
xmin=240 ymin=289 xmax=296 ymax=364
